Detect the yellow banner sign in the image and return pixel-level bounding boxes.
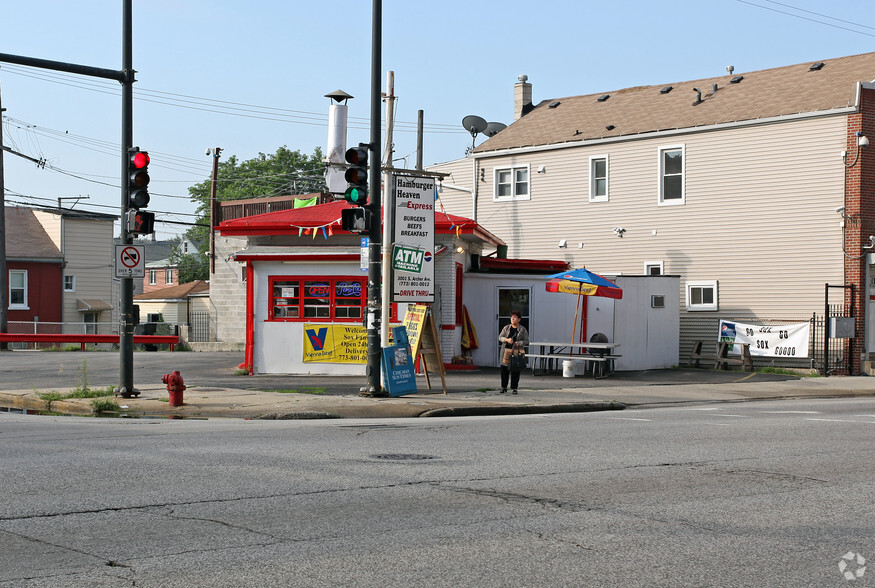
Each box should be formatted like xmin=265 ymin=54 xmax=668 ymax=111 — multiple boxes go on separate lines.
xmin=554 ymin=281 xmax=599 ymax=296
xmin=302 ymin=324 xmax=367 ymax=363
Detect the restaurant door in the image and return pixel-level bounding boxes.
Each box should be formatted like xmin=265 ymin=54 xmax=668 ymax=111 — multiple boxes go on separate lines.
xmin=496 ymin=287 xmax=530 ymax=365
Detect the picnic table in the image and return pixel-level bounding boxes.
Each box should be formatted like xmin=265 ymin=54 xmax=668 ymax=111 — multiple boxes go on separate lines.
xmin=527 ymin=341 xmax=622 ymax=379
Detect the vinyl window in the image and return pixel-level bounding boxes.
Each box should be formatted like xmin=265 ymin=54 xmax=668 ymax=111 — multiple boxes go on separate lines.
xmin=64 ymin=275 xmax=76 ymax=292
xmin=686 ymin=280 xmax=718 ymax=311
xmin=589 ymin=155 xmax=609 ymax=202
xmin=659 ymin=145 xmax=685 ymax=205
xmin=494 ymin=166 xmax=529 ymax=201
xmin=9 ymin=270 xmax=27 ymax=309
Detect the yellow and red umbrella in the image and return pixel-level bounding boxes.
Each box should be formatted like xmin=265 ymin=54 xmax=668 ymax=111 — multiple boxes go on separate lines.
xmin=545 ymin=269 xmax=622 ymax=346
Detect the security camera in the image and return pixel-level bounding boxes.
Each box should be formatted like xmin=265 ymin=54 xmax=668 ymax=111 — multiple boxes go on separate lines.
xmin=205 ymin=148 xmax=212 ymax=156
xmin=835 ymin=206 xmax=845 ymax=214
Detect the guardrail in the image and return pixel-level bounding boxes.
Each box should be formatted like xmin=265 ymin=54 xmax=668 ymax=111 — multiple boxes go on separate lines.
xmin=0 ymin=333 xmax=180 ymax=351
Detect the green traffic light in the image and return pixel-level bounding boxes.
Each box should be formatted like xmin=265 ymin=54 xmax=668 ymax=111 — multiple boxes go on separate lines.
xmin=344 ymin=186 xmax=367 ymax=204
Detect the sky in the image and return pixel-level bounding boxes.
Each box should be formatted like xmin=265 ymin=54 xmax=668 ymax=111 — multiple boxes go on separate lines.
xmin=1 ymin=0 xmax=873 ymax=239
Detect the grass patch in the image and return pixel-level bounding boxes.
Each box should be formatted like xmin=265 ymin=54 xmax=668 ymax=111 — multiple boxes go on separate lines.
xmin=91 ymin=398 xmax=121 ymax=414
xmin=234 ymin=368 xmax=249 ymax=376
xmin=758 ymin=366 xmax=819 ymax=377
xmin=67 ymin=385 xmax=115 ymax=399
xmin=267 ymin=387 xmax=327 ymax=395
xmin=37 ymin=391 xmax=64 ymax=402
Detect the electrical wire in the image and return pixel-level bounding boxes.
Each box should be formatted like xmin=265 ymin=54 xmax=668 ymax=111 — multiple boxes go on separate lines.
xmin=736 ymin=0 xmax=875 ymax=37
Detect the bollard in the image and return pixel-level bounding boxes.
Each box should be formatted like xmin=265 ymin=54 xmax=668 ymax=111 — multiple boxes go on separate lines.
xmin=161 ymin=370 xmax=186 ymax=407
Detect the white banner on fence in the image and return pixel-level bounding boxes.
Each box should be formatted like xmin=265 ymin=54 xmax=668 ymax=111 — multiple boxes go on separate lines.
xmin=719 ymin=319 xmax=810 ymax=358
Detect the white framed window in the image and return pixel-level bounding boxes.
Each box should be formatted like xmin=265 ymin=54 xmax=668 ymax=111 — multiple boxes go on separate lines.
xmin=658 ymin=144 xmax=685 ymax=205
xmin=149 ymin=270 xmax=157 ymax=285
xmin=589 ymin=155 xmax=609 ymax=202
xmin=494 ymin=165 xmax=530 ymax=201
xmin=64 ymin=275 xmax=76 ymax=292
xmin=686 ymin=280 xmax=718 ymax=311
xmin=165 ymin=269 xmax=174 ymax=284
xmin=644 ymin=261 xmax=663 ymax=275
xmin=9 ymin=270 xmax=27 ymax=309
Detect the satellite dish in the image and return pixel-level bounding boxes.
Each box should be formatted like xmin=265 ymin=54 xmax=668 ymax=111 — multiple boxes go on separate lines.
xmin=461 ymin=115 xmax=488 ymax=152
xmin=462 ymin=115 xmax=488 ymax=136
xmin=484 ymin=122 xmax=507 ymax=137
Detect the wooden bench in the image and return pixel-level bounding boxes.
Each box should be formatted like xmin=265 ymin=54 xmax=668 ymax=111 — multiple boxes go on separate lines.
xmin=0 ymin=333 xmax=181 ymax=351
xmin=689 ymin=340 xmax=752 ymax=371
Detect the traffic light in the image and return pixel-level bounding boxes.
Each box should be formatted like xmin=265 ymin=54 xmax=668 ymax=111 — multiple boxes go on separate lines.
xmin=344 ymin=143 xmax=369 ymax=204
xmin=128 ymin=147 xmax=151 ymax=209
xmin=341 ymin=207 xmax=371 ymax=233
xmin=127 ymin=209 xmax=155 ymax=235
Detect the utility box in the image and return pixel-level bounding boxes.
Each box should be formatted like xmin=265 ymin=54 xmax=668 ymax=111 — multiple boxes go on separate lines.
xmin=829 ymin=317 xmax=855 ymax=338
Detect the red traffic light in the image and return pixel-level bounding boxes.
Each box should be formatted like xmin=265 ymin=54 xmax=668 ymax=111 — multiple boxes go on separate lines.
xmin=131 ymin=150 xmax=150 ymax=169
xmin=345 ymin=145 xmax=368 ymax=166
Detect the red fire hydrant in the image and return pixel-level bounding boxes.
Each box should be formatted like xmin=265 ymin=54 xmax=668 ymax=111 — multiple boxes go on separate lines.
xmin=162 ymin=371 xmax=186 ymax=407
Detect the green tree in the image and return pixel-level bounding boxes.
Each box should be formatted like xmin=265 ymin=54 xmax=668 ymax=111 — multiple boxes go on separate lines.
xmin=169 ymin=237 xmax=209 ymax=283
xmin=185 ymin=146 xmax=325 ymax=247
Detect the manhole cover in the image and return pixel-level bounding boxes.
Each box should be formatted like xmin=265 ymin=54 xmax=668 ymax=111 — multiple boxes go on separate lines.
xmin=370 ymin=454 xmax=438 ymax=461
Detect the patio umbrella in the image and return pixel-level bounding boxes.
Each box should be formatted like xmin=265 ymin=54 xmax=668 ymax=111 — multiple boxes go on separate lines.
xmin=545 ymin=269 xmax=622 ymax=347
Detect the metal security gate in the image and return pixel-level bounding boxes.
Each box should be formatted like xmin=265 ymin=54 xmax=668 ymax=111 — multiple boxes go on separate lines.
xmin=188 ymin=311 xmax=211 ymax=342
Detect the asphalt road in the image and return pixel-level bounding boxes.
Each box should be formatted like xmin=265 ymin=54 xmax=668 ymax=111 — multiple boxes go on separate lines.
xmin=0 ymin=350 xmax=800 ymax=396
xmin=1 ymin=397 xmax=872 ymax=586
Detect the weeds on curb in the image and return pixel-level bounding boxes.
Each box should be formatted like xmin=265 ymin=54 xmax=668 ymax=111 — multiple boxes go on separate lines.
xmin=91 ymin=398 xmax=121 ymax=414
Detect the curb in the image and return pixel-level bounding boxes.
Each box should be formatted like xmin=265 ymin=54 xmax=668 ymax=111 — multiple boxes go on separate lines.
xmin=419 ymin=401 xmax=626 ymax=418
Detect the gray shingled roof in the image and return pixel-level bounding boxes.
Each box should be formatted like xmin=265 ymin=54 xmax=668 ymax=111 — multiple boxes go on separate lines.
xmin=475 ymin=52 xmax=875 ymax=153
xmin=5 ymin=207 xmax=63 ymax=261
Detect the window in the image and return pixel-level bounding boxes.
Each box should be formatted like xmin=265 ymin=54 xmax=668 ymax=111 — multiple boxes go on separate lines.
xmin=644 ymin=261 xmax=663 ymax=275
xmin=494 ymin=165 xmax=529 ymax=201
xmin=9 ymin=270 xmax=27 ymax=309
xmin=269 ymin=276 xmax=366 ymax=321
xmin=149 ymin=270 xmax=157 ymax=285
xmin=64 ymin=275 xmax=76 ymax=292
xmin=165 ymin=269 xmax=174 ymax=284
xmin=659 ymin=145 xmax=685 ymax=204
xmin=589 ymin=155 xmax=609 ymax=202
xmin=686 ymin=280 xmax=718 ymax=311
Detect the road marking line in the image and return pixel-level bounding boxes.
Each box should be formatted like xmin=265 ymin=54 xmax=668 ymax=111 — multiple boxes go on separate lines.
xmin=806 ymin=418 xmax=875 ymax=424
xmin=605 ymin=417 xmax=652 ymax=422
xmin=762 ymin=411 xmax=822 ymax=414
xmin=707 ymin=414 xmax=748 ymax=418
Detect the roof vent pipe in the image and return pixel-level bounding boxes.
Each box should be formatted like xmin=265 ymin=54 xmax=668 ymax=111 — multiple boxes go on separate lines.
xmin=692 ymin=87 xmax=703 ymax=105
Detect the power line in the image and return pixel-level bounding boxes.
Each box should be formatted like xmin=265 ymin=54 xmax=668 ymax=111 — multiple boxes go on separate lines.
xmin=736 ymin=0 xmax=875 ymax=37
xmin=0 ymin=64 xmax=468 ymax=134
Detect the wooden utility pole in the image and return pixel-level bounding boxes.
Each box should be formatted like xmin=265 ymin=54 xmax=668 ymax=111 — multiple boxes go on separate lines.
xmin=208 ymin=147 xmax=222 ymax=273
xmin=0 ymin=83 xmax=8 ymax=350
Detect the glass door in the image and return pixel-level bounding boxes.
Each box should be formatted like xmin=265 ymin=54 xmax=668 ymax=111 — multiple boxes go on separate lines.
xmin=497 ymin=287 xmax=531 ymax=365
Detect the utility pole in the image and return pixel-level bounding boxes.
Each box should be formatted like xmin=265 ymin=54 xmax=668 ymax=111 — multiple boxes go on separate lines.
xmin=380 ymin=71 xmax=395 ymax=349
xmin=363 ymin=0 xmax=384 ymax=396
xmin=0 ymin=82 xmax=8 ymax=350
xmin=207 ymin=147 xmax=222 ymax=274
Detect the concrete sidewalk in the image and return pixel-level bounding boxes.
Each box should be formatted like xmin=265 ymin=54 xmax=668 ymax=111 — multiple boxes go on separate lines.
xmin=1 ymin=366 xmax=873 ymax=419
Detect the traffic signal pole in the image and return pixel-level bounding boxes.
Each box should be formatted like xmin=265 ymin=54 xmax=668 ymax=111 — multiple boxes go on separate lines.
xmin=0 ymin=0 xmax=138 ymax=396
xmin=363 ymin=0 xmax=384 ymax=396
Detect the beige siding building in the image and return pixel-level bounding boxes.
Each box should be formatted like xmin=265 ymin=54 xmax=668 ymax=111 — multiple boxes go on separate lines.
xmin=430 ymin=52 xmax=875 ymax=373
xmin=31 ymin=208 xmax=118 ymax=334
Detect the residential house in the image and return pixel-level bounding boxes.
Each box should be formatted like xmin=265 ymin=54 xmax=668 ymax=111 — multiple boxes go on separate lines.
xmin=133 ymin=279 xmax=209 ymax=326
xmin=136 ymin=237 xmax=201 ymax=295
xmin=5 ymin=207 xmax=64 ymax=329
xmin=27 ymin=206 xmax=118 ymax=334
xmin=429 ymin=52 xmax=875 ymax=374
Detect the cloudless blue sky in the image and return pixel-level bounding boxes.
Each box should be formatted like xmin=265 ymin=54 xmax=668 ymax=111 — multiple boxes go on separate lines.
xmin=1 ymin=0 xmax=873 ymax=238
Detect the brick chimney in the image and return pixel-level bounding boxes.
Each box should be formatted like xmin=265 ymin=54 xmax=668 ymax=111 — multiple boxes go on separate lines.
xmin=514 ymin=74 xmax=532 ymax=121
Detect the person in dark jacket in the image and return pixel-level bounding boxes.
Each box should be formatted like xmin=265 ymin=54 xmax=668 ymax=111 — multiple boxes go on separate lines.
xmin=498 ymin=310 xmax=529 ymax=394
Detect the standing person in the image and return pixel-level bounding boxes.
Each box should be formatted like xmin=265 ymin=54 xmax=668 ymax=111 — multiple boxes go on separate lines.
xmin=498 ymin=310 xmax=529 ymax=394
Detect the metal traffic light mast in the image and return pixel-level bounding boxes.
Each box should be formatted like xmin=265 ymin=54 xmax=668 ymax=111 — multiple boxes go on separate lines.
xmin=0 ymin=0 xmax=142 ymax=396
